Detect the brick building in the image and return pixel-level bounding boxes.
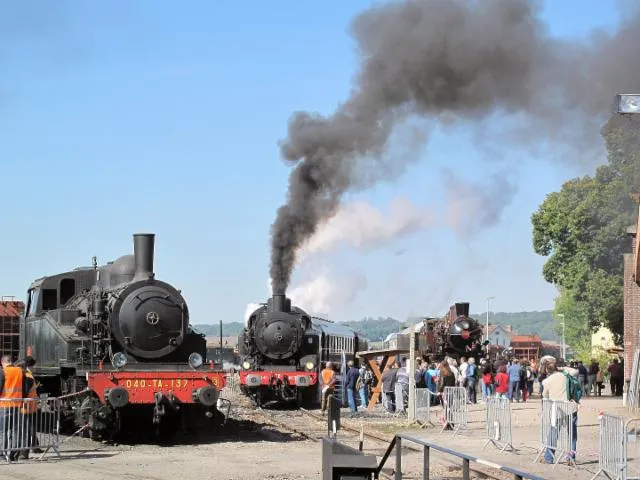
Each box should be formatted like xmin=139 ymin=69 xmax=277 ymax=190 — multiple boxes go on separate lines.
xmin=624 ymin=220 xmax=640 ymax=381
xmin=0 ymin=298 xmax=23 ymax=360
xmin=509 ymin=335 xmax=542 ymax=361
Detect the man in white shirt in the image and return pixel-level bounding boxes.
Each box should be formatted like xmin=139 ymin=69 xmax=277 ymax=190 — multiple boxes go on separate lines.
xmin=540 ymin=358 xmax=579 ymax=464
xmin=458 ymin=357 xmax=469 ymax=387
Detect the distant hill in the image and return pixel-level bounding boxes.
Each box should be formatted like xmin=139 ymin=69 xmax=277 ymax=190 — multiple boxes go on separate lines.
xmin=195 ymin=322 xmax=244 ymax=337
xmin=193 ymin=310 xmax=560 ymax=343
xmin=343 ymin=311 xmax=559 ymax=342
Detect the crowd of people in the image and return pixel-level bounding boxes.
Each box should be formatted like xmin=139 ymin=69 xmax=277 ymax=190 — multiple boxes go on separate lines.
xmin=318 ymin=353 xmax=625 ymax=417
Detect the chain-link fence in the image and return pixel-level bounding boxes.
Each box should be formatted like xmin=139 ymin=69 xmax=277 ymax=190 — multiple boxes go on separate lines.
xmin=484 ymin=396 xmax=515 ymax=452
xmin=440 ymin=386 xmax=467 ymax=436
xmin=534 ymin=399 xmax=578 ymax=467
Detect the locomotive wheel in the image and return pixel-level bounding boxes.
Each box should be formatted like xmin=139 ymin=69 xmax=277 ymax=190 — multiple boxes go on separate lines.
xmin=76 ymin=394 xmax=115 ymax=441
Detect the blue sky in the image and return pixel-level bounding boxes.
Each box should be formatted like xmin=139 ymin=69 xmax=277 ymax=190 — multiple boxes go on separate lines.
xmin=0 ymin=1 xmax=623 ymax=325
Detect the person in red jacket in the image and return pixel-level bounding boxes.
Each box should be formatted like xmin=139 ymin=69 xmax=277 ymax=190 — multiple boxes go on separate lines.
xmin=494 ymin=364 xmax=509 ymax=398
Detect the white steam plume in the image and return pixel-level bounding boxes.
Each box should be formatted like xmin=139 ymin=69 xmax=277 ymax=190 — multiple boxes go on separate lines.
xmin=299 ymin=197 xmax=436 ymax=259
xmin=287 ymin=269 xmax=368 ymax=316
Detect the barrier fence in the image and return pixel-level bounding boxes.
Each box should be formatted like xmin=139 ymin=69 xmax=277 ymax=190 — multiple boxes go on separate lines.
xmin=414 ymin=388 xmax=435 ymax=427
xmin=533 ymin=399 xmax=577 ymax=467
xmin=484 ymin=396 xmax=515 ymax=452
xmin=0 ymin=397 xmax=60 ymax=463
xmin=441 ymin=386 xmax=467 ymax=435
xmin=628 ymin=347 xmax=640 ymax=411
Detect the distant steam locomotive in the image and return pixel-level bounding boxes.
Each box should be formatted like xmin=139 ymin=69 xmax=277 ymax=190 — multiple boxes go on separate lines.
xmin=21 ymin=233 xmax=226 ymax=439
xmin=416 ymin=302 xmax=485 ymax=360
xmin=238 ymin=293 xmax=367 ymax=407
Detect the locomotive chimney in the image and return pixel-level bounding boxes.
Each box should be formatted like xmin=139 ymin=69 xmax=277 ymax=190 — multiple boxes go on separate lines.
xmin=133 ymin=233 xmax=155 ymax=280
xmin=454 ymin=302 xmax=470 ymax=317
xmin=271 ymin=293 xmax=287 ymax=313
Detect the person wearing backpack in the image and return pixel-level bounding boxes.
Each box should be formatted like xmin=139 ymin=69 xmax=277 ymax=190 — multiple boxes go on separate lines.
xmin=466 ymin=357 xmax=478 ymax=404
xmin=358 ymin=363 xmax=372 ymax=409
xmin=541 ymin=358 xmax=580 ymax=464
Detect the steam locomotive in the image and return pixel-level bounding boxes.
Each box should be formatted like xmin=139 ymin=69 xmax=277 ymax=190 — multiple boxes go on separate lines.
xmin=238 ymin=293 xmax=367 ymax=408
xmin=21 ymin=233 xmax=226 ymax=439
xmin=416 ymin=302 xmax=485 ymax=360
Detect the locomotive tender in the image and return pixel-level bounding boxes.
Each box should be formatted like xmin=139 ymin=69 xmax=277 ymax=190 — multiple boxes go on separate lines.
xmin=238 ymin=293 xmax=367 ymax=407
xmin=21 ymin=233 xmax=226 ymax=438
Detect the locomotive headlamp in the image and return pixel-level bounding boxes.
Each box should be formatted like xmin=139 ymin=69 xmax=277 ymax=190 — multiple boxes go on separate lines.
xmin=615 ymin=94 xmax=640 ymax=114
xmin=188 ymin=352 xmax=204 ymax=369
xmin=112 ymin=352 xmax=128 ymax=369
xmin=242 ymin=361 xmax=251 ymax=370
xmin=305 ymin=361 xmax=314 ymax=371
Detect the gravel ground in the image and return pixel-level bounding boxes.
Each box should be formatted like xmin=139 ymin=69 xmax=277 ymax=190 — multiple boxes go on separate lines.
xmin=0 ymin=387 xmax=630 ymax=480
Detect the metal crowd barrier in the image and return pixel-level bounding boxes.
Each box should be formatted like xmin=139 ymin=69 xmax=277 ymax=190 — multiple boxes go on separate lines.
xmin=394 ymin=383 xmax=408 ymax=414
xmin=414 ymin=388 xmax=434 ymax=427
xmin=591 ymin=413 xmax=626 ymax=480
xmin=441 ymin=386 xmax=467 ymax=435
xmin=533 ymin=398 xmax=577 ymax=467
xmin=0 ymin=397 xmax=60 ymax=464
xmin=376 ymin=433 xmax=545 ymax=480
xmin=484 ymin=396 xmax=515 ymax=452
xmin=628 ymin=347 xmax=640 ymax=411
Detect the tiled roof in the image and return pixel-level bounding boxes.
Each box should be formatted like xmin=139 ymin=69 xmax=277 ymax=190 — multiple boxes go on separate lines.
xmin=510 ymin=335 xmax=542 ymax=343
xmin=0 ymin=301 xmax=24 ymax=318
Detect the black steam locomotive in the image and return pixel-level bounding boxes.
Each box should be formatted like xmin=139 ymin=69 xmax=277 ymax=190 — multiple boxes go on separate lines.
xmin=416 ymin=302 xmax=485 ymax=360
xmin=21 ymin=233 xmax=226 ymax=439
xmin=238 ymin=293 xmax=367 ymax=408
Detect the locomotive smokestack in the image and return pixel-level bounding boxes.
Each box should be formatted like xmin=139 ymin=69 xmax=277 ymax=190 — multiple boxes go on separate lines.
xmin=133 ymin=233 xmax=155 ymax=280
xmin=271 ymin=293 xmax=287 ymax=313
xmin=455 ymin=302 xmax=470 ymax=317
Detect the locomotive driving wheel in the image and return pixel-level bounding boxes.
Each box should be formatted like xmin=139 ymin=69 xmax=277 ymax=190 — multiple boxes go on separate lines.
xmin=75 ymin=394 xmax=116 ymax=441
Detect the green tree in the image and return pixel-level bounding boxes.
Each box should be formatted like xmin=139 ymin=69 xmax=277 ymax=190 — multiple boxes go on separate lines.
xmin=531 ymin=115 xmax=640 ymax=345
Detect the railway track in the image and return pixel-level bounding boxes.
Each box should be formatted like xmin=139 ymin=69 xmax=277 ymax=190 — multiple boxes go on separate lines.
xmin=243 ymin=405 xmax=518 ymax=480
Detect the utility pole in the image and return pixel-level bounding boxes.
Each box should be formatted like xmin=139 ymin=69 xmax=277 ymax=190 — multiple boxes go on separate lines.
xmin=408 ymin=328 xmax=416 ymax=423
xmin=557 ymin=314 xmax=566 ymax=360
xmin=486 ymin=296 xmax=495 ymax=356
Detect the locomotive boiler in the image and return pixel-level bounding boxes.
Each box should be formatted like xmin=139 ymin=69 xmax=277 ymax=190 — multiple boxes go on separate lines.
xmin=21 ymin=233 xmax=226 ymax=439
xmin=238 ymin=293 xmax=366 ymax=408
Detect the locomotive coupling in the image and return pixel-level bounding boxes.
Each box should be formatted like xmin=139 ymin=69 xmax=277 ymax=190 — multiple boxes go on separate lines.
xmin=105 ymin=387 xmax=129 ymax=409
xmin=193 ymin=386 xmax=219 ymax=407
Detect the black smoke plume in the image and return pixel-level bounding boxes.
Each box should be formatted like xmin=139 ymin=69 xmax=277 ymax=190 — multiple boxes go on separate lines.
xmin=270 ymin=0 xmax=640 ymax=294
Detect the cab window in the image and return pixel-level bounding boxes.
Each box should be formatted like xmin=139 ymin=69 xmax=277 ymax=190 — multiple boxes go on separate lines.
xmin=42 ymin=289 xmax=57 ymax=311
xmin=26 ymin=289 xmax=40 ymax=316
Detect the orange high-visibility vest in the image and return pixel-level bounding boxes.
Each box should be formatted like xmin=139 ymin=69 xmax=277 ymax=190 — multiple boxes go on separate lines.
xmin=21 ymin=370 xmax=38 ymax=414
xmin=1 ymin=366 xmax=24 ymax=408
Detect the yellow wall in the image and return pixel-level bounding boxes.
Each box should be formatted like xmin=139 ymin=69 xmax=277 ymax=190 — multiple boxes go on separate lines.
xmin=591 ymin=325 xmax=615 ymax=352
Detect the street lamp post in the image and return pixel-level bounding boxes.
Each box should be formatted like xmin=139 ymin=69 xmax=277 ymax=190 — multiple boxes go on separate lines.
xmin=486 ymin=296 xmax=495 ymax=355
xmin=557 ymin=314 xmax=566 ymax=360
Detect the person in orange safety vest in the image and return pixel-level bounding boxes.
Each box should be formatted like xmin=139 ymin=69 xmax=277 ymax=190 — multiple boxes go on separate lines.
xmin=18 ymin=356 xmax=41 ymax=459
xmin=0 ymin=355 xmax=28 ymax=461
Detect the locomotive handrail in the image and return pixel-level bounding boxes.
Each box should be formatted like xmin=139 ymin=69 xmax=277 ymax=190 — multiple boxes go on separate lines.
xmin=376 ymin=433 xmax=545 ymax=480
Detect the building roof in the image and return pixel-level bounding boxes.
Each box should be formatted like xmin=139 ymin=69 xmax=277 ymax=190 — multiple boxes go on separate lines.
xmin=487 ymin=324 xmax=513 ymax=334
xmin=0 ymin=301 xmax=24 ymax=318
xmin=510 ymin=335 xmax=542 ymax=344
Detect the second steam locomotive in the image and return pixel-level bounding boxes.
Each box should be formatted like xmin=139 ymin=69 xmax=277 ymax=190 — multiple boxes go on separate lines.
xmin=238 ymin=293 xmax=367 ymax=407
